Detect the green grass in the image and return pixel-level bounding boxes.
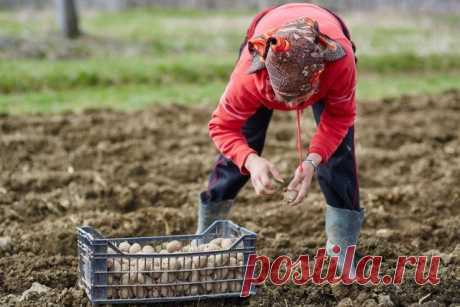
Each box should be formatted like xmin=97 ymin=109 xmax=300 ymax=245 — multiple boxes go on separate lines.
xmin=357 ymin=72 xmax=460 ymax=101
xmin=358 ymin=53 xmax=460 ymax=74
xmin=0 ymin=55 xmax=235 ymax=93
xmin=82 ymin=9 xmax=249 ymax=55
xmin=1 ymin=8 xmax=460 ymax=114
xmin=3 ymin=53 xmax=460 ymax=94
xmin=348 ymin=11 xmax=460 ymax=55
xmin=0 ymin=82 xmax=227 ymax=113
xmin=1 ymin=72 xmax=459 ymax=114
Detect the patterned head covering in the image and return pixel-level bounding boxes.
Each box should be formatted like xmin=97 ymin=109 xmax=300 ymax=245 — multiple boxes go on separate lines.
xmin=247 ymin=17 xmax=346 ymax=103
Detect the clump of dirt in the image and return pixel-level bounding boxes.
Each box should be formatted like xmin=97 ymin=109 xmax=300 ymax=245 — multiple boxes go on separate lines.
xmin=1 ymin=91 xmax=459 ymax=306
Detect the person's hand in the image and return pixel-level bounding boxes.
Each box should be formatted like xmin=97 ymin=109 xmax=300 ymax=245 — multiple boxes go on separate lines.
xmin=286 ymin=153 xmax=322 ymax=206
xmin=244 ymin=153 xmax=284 ymax=196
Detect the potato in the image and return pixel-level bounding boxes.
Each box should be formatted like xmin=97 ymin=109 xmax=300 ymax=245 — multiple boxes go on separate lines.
xmin=236 ymin=253 xmax=244 ymax=263
xmin=160 ymin=286 xmax=173 ymax=297
xmin=129 ymin=259 xmax=147 ymax=281
xmin=213 ymin=281 xmax=229 ymax=293
xmin=201 ymin=266 xmax=214 ymax=277
xmin=166 ymin=240 xmax=183 ymax=253
xmin=181 ymin=271 xmax=192 ymax=281
xmin=112 ymin=261 xmax=121 ymax=278
xmin=178 ymin=284 xmax=190 ymax=295
xmin=140 ymin=257 xmax=154 ymax=272
xmin=137 ymin=273 xmax=146 ymax=284
xmin=107 ymin=286 xmax=115 ymax=299
xmin=129 ymin=261 xmax=143 ymax=281
xmin=127 ymin=265 xmax=137 ymax=280
xmin=119 ymin=287 xmax=129 ymax=299
xmin=144 ymin=275 xmax=154 ymax=290
xmin=150 ymin=287 xmax=160 ymax=298
xmin=133 ymin=286 xmax=146 ymax=298
xmin=228 ymin=256 xmax=238 ymax=267
xmin=150 ymin=262 xmax=162 ymax=279
xmin=174 ymin=259 xmax=183 ymax=273
xmin=214 ymin=267 xmax=228 ymax=280
xmin=119 ymin=241 xmax=131 ymax=253
xmin=170 ymin=257 xmax=180 ymax=270
xmin=204 ymin=279 xmax=214 ymax=293
xmin=190 ymin=270 xmax=200 ymax=283
xmin=221 ymin=238 xmax=234 ymax=249
xmin=215 ymin=253 xmax=230 ymax=266
xmin=203 ymin=257 xmax=216 ymax=276
xmin=190 ymin=285 xmax=201 ymax=296
xmin=154 ymin=245 xmax=163 ymax=253
xmin=206 ymin=243 xmax=221 ymax=251
xmin=174 ymin=285 xmax=186 ymax=296
xmin=233 ymin=270 xmax=243 ymax=279
xmin=189 ymin=244 xmax=200 ymax=253
xmin=197 ymin=244 xmax=208 ymax=252
xmin=222 ymin=281 xmax=230 ymax=293
xmin=107 ymin=258 xmax=115 ymax=270
xmin=129 ymin=243 xmax=141 ymax=254
xmin=174 ymin=256 xmax=185 ymax=267
xmin=192 ymin=255 xmax=207 ymax=269
xmin=229 ymin=281 xmax=242 ymax=292
xmin=108 ymin=274 xmax=115 ymax=285
xmin=123 ymin=258 xmax=131 ymax=267
xmin=158 ymin=257 xmax=178 ymax=271
xmin=176 ymin=257 xmax=192 ymax=280
xmin=119 ymin=274 xmax=132 ymax=298
xmin=284 ymin=189 xmax=298 ymax=203
xmin=160 ymin=271 xmax=176 ymax=284
xmin=183 ymin=257 xmax=193 ymax=269
xmin=209 ymin=238 xmax=224 ymax=247
xmin=181 ymin=245 xmax=191 ymax=252
xmin=113 ymin=259 xmax=130 ymax=276
xmin=142 ymin=245 xmax=155 ymax=254
xmin=129 ymin=258 xmax=140 ymax=270
xmin=147 ymin=257 xmax=156 ymax=270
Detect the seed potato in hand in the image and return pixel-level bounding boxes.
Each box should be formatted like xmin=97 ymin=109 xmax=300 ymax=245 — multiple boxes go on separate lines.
xmin=283 ymin=189 xmax=298 ymax=204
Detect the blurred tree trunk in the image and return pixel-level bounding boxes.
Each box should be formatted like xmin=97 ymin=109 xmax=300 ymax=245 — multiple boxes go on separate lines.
xmin=56 ymin=0 xmax=80 ymax=39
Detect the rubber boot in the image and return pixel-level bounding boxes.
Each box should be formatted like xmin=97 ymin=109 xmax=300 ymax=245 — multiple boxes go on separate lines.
xmin=196 ymin=193 xmax=233 ymax=234
xmin=325 ymin=205 xmax=364 ymax=280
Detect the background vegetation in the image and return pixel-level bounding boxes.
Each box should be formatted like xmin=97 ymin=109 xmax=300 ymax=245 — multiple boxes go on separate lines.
xmin=1 ymin=8 xmax=460 ymax=113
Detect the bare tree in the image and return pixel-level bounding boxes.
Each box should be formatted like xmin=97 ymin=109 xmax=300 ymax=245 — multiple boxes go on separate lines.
xmin=56 ymin=0 xmax=80 ymax=39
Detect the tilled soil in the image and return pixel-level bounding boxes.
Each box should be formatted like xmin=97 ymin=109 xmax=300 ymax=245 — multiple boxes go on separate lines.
xmin=0 ymin=90 xmax=459 ymax=306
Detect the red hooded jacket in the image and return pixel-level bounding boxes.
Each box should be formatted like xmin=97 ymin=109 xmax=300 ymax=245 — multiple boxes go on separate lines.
xmin=209 ymin=3 xmax=357 ymax=174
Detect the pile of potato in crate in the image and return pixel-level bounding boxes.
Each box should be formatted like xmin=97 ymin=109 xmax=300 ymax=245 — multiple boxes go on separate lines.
xmin=106 ymin=237 xmax=245 ymax=299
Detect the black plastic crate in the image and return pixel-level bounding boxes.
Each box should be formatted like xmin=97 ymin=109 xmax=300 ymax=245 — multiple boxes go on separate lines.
xmin=77 ymin=220 xmax=257 ymax=305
